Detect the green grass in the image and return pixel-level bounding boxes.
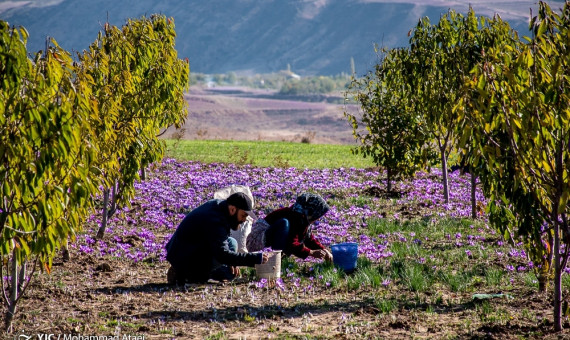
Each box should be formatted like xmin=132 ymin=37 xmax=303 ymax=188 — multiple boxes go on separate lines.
xmin=365 ymin=218 xmax=402 ymax=236
xmin=438 ymin=270 xmax=472 ymax=292
xmin=401 ymin=263 xmax=432 ymax=292
xmin=270 ymin=217 xmax=523 ymax=306
xmin=310 ymin=260 xmax=342 ymax=288
xmin=163 ymin=139 xmax=376 ymax=169
xmin=346 ymin=263 xmax=384 ymax=290
xmin=486 ymin=268 xmax=506 ymax=287
xmin=374 ymin=297 xmax=399 ymax=314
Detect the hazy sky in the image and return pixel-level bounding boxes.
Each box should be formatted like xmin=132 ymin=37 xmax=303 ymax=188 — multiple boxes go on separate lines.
xmin=292 ymin=0 xmax=565 ymax=21
xmin=359 ymin=0 xmax=565 ymax=20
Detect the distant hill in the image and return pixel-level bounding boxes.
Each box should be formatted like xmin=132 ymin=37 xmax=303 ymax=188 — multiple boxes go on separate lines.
xmin=0 ymin=0 xmax=557 ymax=76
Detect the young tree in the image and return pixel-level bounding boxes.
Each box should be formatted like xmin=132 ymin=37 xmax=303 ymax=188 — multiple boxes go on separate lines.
xmin=0 ymin=23 xmax=99 ymax=331
xmin=459 ymin=1 xmax=570 ymax=331
xmin=102 ymin=15 xmax=189 ymax=239
xmin=345 ymin=48 xmax=435 ymax=192
xmin=408 ymin=9 xmax=502 ymax=203
xmin=452 ymin=10 xmax=524 ymax=219
xmin=77 ymin=15 xmax=189 ymax=239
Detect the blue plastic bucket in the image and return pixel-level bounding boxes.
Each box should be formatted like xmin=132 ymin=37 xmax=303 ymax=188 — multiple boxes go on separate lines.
xmin=331 ymin=242 xmax=358 ymax=272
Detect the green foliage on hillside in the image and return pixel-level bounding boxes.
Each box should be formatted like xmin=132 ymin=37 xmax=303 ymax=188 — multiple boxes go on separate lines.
xmin=190 ymin=71 xmax=351 ymax=94
xmin=279 ymin=76 xmax=337 ymax=95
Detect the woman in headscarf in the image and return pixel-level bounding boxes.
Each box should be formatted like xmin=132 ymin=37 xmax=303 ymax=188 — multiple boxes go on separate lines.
xmin=247 ymin=193 xmax=333 ymax=261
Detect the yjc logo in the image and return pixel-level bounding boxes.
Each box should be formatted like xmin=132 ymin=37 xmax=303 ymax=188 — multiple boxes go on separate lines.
xmin=14 ymin=335 xmax=32 ymax=340
xmin=15 ymin=335 xmax=59 ymax=340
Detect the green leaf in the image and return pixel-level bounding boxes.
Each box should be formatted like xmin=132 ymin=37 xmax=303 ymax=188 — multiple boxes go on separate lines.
xmin=537 ymin=20 xmax=547 ymax=37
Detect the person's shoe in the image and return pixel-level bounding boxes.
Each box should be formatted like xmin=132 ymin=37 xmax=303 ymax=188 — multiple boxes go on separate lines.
xmin=209 ymin=265 xmax=236 ymax=282
xmin=166 ymin=266 xmax=177 ymax=285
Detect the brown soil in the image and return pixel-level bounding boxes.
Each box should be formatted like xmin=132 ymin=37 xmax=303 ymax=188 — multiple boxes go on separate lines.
xmin=13 ymin=247 xmax=565 ymax=339
xmin=161 ymin=86 xmax=359 ymax=145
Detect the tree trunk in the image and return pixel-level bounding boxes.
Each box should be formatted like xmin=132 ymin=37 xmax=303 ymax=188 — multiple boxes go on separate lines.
xmin=17 ymin=261 xmax=25 ymax=295
xmin=96 ymin=188 xmax=110 ymax=239
xmin=554 ymin=218 xmax=562 ymax=331
xmin=440 ymin=148 xmax=449 ymax=203
xmin=553 ymin=139 xmax=565 ymax=331
xmin=386 ymin=167 xmax=392 ymax=193
xmin=538 ymin=234 xmax=554 ymax=293
xmin=61 ymin=239 xmax=70 ymax=262
xmin=5 ymin=252 xmax=18 ymax=332
xmin=471 ymin=171 xmax=477 ymax=219
xmin=97 ymin=181 xmax=119 ymax=240
xmin=140 ymin=167 xmax=146 ymax=181
xmin=110 ymin=181 xmax=118 ymax=217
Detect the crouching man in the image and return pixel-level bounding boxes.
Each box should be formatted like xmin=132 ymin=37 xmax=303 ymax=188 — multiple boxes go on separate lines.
xmin=165 ymin=192 xmax=269 ymax=284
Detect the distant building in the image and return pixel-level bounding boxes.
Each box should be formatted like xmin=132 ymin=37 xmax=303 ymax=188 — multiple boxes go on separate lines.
xmin=280 ymin=70 xmax=301 ymax=80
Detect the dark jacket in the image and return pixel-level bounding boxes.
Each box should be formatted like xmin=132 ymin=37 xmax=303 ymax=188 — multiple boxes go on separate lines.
xmin=165 ymin=199 xmax=262 ymax=282
xmin=264 ymin=207 xmax=325 ymax=259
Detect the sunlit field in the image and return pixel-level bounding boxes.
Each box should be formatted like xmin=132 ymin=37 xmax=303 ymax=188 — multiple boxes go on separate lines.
xmin=15 ymin=156 xmax=566 ymax=339
xmin=163 ymin=139 xmax=377 ymax=169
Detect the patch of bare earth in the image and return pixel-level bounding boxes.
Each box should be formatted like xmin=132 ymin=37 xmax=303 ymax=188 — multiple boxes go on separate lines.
xmin=11 ymin=236 xmax=566 ymax=339
xmin=161 ymin=86 xmax=359 ymax=145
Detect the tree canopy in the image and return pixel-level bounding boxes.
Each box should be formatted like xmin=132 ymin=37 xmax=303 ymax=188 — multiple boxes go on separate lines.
xmin=0 ymin=15 xmax=189 ymax=330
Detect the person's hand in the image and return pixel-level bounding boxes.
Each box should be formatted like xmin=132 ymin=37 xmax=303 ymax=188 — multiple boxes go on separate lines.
xmin=231 ymin=266 xmax=241 ymax=277
xmin=261 ymin=252 xmax=270 ymax=264
xmin=323 ymin=249 xmax=333 ymax=262
xmin=310 ymin=249 xmax=327 ymax=259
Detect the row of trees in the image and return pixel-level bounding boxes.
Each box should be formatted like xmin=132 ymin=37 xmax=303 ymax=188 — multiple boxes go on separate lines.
xmin=0 ymin=15 xmax=189 ymax=331
xmin=190 ymin=71 xmax=352 ymax=94
xmin=346 ymin=1 xmax=570 ymax=331
xmin=278 ymin=75 xmax=338 ymax=95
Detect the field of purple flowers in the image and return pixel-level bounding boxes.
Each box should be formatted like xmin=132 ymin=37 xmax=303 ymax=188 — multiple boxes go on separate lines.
xmin=15 ymin=159 xmax=567 ymax=339
xmin=77 ymin=159 xmax=485 ymax=262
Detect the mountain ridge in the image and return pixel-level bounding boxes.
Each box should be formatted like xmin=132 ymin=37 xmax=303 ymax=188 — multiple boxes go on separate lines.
xmin=0 ymin=0 xmax=555 ymax=76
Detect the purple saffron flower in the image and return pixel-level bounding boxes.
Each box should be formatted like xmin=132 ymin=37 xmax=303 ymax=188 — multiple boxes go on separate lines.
xmin=275 ymin=278 xmax=286 ymax=291
xmin=255 ymin=278 xmax=268 ymax=289
xmin=293 ymin=278 xmax=301 ymax=288
xmin=79 ymin=245 xmax=93 ymax=254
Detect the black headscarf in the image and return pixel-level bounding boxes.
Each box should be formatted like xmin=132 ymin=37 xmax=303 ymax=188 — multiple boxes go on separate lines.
xmin=291 ymin=193 xmax=329 ymax=221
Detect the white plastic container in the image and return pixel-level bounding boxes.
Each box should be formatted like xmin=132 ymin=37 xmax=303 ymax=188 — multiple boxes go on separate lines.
xmin=255 ymin=250 xmax=281 ymax=279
